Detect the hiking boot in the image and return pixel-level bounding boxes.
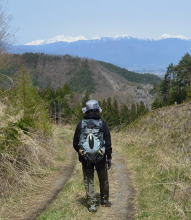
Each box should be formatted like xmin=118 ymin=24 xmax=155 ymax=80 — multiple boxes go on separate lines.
xmin=88 ymin=204 xmax=97 ymax=212
xmin=100 ymin=199 xmax=112 ymax=207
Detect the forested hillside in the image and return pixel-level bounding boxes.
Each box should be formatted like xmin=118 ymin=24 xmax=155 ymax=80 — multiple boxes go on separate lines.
xmin=0 ymin=53 xmax=161 ymax=105
xmin=99 ymin=61 xmax=161 ymax=85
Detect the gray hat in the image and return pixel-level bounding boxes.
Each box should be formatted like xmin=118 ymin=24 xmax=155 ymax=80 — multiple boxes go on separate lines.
xmin=82 ymin=100 xmax=102 ymax=113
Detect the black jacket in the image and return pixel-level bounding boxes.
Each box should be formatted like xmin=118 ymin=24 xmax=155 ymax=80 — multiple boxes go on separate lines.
xmin=73 ymin=111 xmax=112 ymax=162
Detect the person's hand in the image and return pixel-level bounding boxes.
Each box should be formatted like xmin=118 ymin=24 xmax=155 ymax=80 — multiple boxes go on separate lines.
xmin=79 ymin=149 xmax=86 ymax=156
xmin=107 ymin=159 xmax=112 ymax=170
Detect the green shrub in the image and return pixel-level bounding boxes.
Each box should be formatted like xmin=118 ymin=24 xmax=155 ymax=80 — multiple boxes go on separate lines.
xmin=0 ymin=122 xmax=21 ymax=153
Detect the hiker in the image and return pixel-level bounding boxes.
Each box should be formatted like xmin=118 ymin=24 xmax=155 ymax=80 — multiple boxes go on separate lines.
xmin=73 ymin=99 xmax=112 ymax=212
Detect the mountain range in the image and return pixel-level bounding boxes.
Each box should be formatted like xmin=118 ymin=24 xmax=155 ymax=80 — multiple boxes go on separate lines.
xmin=9 ymin=36 xmax=191 ymax=75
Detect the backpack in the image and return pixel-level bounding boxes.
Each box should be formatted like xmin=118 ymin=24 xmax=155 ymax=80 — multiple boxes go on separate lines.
xmin=78 ymin=119 xmax=105 ymax=163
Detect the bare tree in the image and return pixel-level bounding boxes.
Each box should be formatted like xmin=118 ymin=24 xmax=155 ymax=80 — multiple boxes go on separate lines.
xmin=0 ymin=3 xmax=10 ymax=53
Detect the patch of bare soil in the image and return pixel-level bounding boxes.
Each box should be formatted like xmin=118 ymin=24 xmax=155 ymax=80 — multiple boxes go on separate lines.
xmin=0 ymin=143 xmax=76 ymax=220
xmin=94 ymin=152 xmax=136 ymax=220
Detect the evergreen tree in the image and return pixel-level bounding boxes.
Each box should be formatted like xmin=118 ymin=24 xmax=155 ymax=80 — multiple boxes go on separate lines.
xmin=137 ymin=101 xmax=148 ymax=116
xmin=130 ymin=104 xmax=137 ymax=122
xmin=153 ymin=53 xmax=191 ymax=108
xmin=105 ymin=97 xmax=113 ymax=127
xmin=112 ymin=98 xmax=120 ymax=126
xmin=160 ymin=64 xmax=173 ymax=105
xmin=8 ymin=66 xmax=51 ymax=134
xmin=81 ymin=91 xmax=90 ymax=106
xmin=120 ymin=103 xmax=130 ymax=124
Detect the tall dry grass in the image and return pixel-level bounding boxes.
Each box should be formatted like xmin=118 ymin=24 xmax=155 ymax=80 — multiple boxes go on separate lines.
xmin=113 ymin=103 xmax=191 ymax=219
xmin=0 ymin=101 xmax=54 ymax=200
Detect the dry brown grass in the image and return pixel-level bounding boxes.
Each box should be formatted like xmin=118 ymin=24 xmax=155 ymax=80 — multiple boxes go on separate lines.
xmin=113 ymin=103 xmax=191 ymax=219
xmin=0 ymin=125 xmax=73 ymax=219
xmin=0 ymin=131 xmax=54 ymax=197
xmin=0 ymin=101 xmax=54 ymax=204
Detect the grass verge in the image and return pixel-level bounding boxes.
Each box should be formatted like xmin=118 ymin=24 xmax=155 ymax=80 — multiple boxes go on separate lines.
xmin=113 ymin=103 xmax=191 ymax=219
xmin=0 ymin=125 xmax=73 ymax=219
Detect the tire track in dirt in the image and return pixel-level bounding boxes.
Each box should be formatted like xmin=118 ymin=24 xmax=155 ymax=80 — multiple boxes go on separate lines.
xmin=24 ymin=150 xmax=76 ymax=220
xmin=94 ymin=152 xmax=136 ymax=220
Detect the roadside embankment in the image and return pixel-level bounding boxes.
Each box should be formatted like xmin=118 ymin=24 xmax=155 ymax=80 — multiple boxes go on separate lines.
xmin=113 ymin=103 xmax=191 ymax=219
xmin=0 ymin=125 xmax=75 ymax=220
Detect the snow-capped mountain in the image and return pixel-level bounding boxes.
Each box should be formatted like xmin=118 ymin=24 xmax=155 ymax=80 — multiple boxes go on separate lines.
xmin=24 ymin=34 xmax=191 ymax=45
xmin=9 ymin=35 xmax=191 ymax=75
xmin=25 ymin=35 xmax=89 ymax=45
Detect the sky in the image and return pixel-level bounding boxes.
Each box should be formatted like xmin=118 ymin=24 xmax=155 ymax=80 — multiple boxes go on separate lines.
xmin=2 ymin=0 xmax=191 ymax=44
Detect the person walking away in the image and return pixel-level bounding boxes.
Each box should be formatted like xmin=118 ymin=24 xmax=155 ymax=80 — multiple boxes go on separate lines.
xmin=73 ymin=100 xmax=112 ymax=212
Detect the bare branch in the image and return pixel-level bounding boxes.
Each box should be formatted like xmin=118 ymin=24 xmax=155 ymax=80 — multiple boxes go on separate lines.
xmin=0 ymin=4 xmax=10 ymax=53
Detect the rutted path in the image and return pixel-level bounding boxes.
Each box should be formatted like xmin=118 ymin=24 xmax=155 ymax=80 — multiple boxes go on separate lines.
xmin=24 ymin=147 xmax=76 ymax=220
xmin=38 ymin=130 xmax=136 ymax=220
xmin=97 ymin=152 xmax=136 ymax=220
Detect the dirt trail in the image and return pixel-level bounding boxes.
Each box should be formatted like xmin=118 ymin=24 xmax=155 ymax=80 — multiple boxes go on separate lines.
xmin=24 ymin=150 xmax=76 ymax=220
xmin=35 ymin=138 xmax=136 ymax=220
xmin=0 ymin=127 xmax=136 ymax=220
xmin=36 ymin=150 xmax=136 ymax=220
xmin=94 ymin=152 xmax=136 ymax=220
xmin=36 ymin=132 xmax=136 ymax=220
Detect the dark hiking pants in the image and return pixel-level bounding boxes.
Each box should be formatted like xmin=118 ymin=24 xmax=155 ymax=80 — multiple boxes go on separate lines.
xmin=82 ymin=160 xmax=109 ymax=205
